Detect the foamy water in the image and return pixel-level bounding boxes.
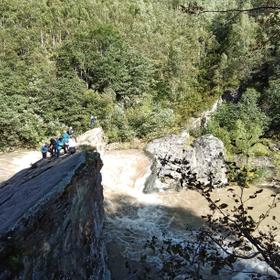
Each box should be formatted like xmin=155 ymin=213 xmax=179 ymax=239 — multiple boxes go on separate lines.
xmin=102 ymin=149 xmax=279 ymax=279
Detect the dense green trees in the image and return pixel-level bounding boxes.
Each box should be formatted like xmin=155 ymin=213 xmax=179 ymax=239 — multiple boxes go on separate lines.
xmin=0 ymin=0 xmax=280 ymax=149
xmin=206 ymin=89 xmax=269 ymax=157
xmin=265 ymin=79 xmax=280 ymax=131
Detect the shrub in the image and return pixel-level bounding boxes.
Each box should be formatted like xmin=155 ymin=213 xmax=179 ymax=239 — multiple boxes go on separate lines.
xmin=249 ymin=143 xmax=271 ymax=157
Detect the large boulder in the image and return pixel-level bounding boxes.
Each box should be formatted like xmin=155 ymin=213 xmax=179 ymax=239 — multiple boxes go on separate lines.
xmin=77 ymin=128 xmax=107 ymax=155
xmin=145 ymin=130 xmax=189 ymax=157
xmin=188 ymin=135 xmax=228 ymax=186
xmin=144 ymin=134 xmax=228 ymax=193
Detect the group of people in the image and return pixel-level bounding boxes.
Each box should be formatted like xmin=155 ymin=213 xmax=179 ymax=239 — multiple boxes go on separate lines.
xmin=40 ymin=114 xmax=96 ymax=159
xmin=41 ymin=127 xmax=77 ymax=159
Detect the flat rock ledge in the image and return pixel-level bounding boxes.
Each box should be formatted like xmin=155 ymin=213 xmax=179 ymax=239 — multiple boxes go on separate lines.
xmin=0 ymin=151 xmax=108 ymax=280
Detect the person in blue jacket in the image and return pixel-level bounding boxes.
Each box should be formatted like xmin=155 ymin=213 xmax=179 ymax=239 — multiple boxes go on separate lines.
xmin=41 ymin=143 xmax=49 ymax=159
xmin=55 ymin=137 xmax=64 ymax=158
xmin=62 ymin=131 xmax=70 ymax=153
xmin=62 ymin=131 xmax=70 ymax=142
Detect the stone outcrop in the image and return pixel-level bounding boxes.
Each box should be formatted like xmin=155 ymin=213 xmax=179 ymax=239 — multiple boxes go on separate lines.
xmin=144 ymin=134 xmax=228 ymax=193
xmin=0 ymin=151 xmax=108 ymax=280
xmin=77 ymin=128 xmax=107 ymax=155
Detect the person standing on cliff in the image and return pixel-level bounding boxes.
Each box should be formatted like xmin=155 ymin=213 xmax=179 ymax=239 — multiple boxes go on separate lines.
xmin=41 ymin=143 xmax=49 ymax=159
xmin=49 ymin=138 xmax=56 ymax=157
xmin=67 ymin=126 xmax=74 ymax=136
xmin=62 ymin=131 xmax=70 ymax=153
xmin=55 ymin=137 xmax=64 ymax=158
xmin=90 ymin=114 xmax=96 ymax=128
xmin=68 ymin=136 xmax=77 ymax=154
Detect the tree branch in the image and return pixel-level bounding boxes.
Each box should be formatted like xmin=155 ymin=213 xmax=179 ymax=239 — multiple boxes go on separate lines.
xmin=200 ymin=6 xmax=280 ymax=14
xmin=206 ymin=232 xmax=261 ymax=260
xmin=180 ymin=5 xmax=280 ymax=15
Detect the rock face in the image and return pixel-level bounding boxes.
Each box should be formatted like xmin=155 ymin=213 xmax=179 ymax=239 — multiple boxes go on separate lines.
xmin=0 ymin=151 xmax=107 ymax=280
xmin=185 ymin=98 xmax=222 ymax=132
xmin=144 ymin=134 xmax=228 ymax=193
xmin=77 ymin=128 xmax=107 ymax=155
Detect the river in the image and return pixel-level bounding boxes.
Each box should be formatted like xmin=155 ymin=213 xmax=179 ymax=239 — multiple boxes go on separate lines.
xmin=101 ymin=149 xmax=279 ymax=280
xmin=0 ymin=150 xmax=41 ymax=182
xmin=0 ymin=148 xmax=278 ymax=279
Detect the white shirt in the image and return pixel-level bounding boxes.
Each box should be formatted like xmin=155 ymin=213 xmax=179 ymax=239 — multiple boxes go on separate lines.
xmin=68 ymin=138 xmax=76 ymax=148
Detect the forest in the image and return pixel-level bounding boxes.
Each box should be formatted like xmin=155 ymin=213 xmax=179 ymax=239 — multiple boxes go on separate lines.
xmin=1 ymin=1 xmax=280 ymax=278
xmin=0 ymin=0 xmax=279 ymax=151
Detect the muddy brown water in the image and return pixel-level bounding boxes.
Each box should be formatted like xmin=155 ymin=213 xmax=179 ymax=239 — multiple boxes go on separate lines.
xmin=102 ymin=149 xmax=279 ymax=233
xmin=0 ymin=150 xmax=41 ymax=182
xmin=101 ymin=149 xmax=279 ymax=279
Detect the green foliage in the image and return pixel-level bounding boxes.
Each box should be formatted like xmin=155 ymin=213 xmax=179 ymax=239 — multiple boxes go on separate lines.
xmin=206 ymin=121 xmax=232 ymax=153
xmin=265 ymin=79 xmax=280 ymax=130
xmin=272 ymin=152 xmax=280 ymax=178
xmin=249 ymin=143 xmax=271 ymax=157
xmin=0 ymin=94 xmax=49 ymax=148
xmin=251 ymin=167 xmax=272 ymax=184
xmin=232 ymin=119 xmax=263 ymax=155
xmin=57 ymin=25 xmax=155 ymax=106
xmin=219 ymin=13 xmax=261 ymax=88
xmin=127 ymin=98 xmax=176 ymax=139
xmin=0 ymin=0 xmax=279 ymax=149
xmin=206 ymin=88 xmax=269 ymax=157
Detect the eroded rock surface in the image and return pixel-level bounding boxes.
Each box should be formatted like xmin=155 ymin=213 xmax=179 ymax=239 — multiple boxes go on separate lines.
xmin=0 ymin=151 xmax=107 ymax=280
xmin=144 ymin=134 xmax=228 ymax=193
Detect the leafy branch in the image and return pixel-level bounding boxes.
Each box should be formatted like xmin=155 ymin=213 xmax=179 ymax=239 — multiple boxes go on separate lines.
xmin=197 ymin=171 xmax=280 ymax=275
xmin=141 ymin=168 xmax=280 ymax=279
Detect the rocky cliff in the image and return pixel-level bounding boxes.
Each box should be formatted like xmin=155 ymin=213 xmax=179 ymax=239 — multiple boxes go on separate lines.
xmin=144 ymin=134 xmax=228 ymax=193
xmin=0 ymin=151 xmax=107 ymax=280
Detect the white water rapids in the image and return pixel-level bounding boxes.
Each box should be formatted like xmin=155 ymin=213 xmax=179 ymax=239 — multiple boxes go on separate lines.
xmin=101 ymin=149 xmax=279 ymax=280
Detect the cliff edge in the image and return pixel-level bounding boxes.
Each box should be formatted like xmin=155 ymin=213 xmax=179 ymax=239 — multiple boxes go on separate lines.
xmin=0 ymin=151 xmax=107 ymax=280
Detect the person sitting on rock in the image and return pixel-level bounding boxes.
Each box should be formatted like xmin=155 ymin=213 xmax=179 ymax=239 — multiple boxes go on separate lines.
xmin=41 ymin=143 xmax=49 ymax=159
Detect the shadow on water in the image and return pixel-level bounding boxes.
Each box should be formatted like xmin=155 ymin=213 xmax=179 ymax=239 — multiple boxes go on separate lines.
xmin=104 ymin=193 xmax=205 ymax=280
xmin=104 ymin=188 xmax=280 ymax=280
